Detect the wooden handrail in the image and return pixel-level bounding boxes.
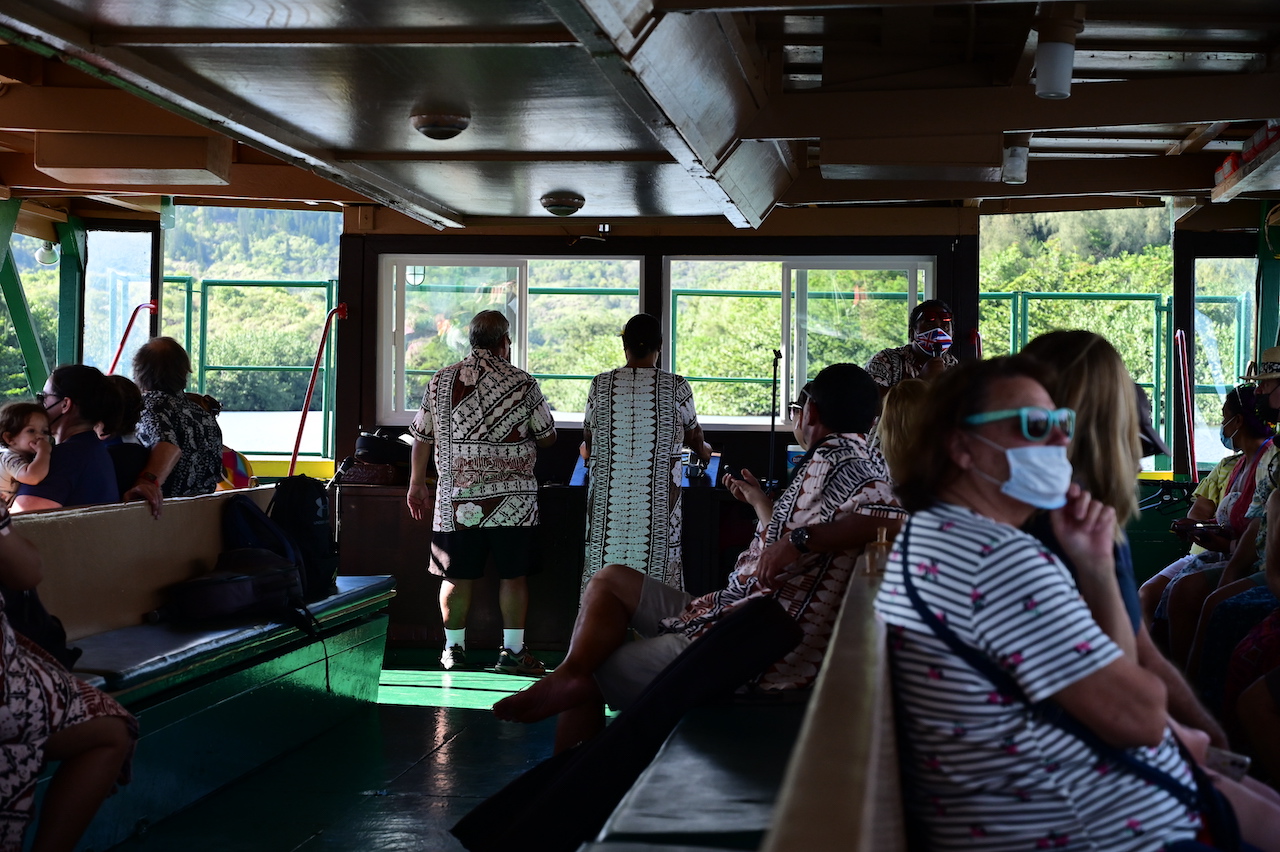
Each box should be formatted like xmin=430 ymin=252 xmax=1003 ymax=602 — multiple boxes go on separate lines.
xmin=761 ymin=570 xmax=907 ymax=852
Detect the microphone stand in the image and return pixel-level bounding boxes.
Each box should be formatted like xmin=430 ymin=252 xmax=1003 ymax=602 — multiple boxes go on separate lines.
xmin=767 ymin=349 xmax=782 ymax=494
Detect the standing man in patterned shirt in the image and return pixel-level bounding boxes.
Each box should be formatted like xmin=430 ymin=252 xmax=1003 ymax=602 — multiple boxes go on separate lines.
xmin=407 ymin=310 xmax=557 ymax=675
xmin=865 ymin=298 xmax=959 ymax=394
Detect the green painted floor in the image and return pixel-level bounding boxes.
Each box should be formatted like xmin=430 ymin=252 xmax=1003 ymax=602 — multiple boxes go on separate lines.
xmin=105 ymin=660 xmax=558 ymax=852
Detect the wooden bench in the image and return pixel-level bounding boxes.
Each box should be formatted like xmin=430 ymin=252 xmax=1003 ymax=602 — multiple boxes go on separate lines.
xmin=11 ymin=487 xmax=395 ymax=851
xmin=581 ymin=570 xmax=907 ymax=852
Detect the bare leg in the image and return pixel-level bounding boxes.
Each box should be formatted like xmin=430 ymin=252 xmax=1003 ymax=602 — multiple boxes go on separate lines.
xmin=493 ymin=564 xmax=644 ymax=723
xmin=1167 ymin=571 xmax=1214 ymax=669
xmin=1238 ymin=676 xmax=1280 ymax=783
xmin=32 ymin=716 xmax=132 ymax=852
xmin=1138 ymin=574 xmax=1170 ymax=630
xmin=1185 ymin=578 xmax=1256 ymax=682
xmin=1207 ymin=767 xmax=1280 ymax=852
xmin=498 ymin=577 xmax=528 ymax=630
xmin=440 ymin=578 xmax=472 ymax=630
xmin=554 ymin=701 xmax=606 ymax=754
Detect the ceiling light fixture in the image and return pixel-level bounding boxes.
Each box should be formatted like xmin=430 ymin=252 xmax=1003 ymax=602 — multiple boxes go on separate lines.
xmin=540 ymin=192 xmax=585 ymax=217
xmin=34 ymin=241 xmax=59 ymax=265
xmin=1001 ymin=133 xmax=1032 ymax=185
xmin=1033 ymin=4 xmax=1085 ymax=100
xmin=409 ymin=113 xmax=471 ymax=140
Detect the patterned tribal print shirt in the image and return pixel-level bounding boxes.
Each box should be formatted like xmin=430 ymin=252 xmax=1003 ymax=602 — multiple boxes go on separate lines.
xmin=409 ymin=347 xmax=556 ymax=532
xmin=865 ymin=343 xmax=958 ymax=389
xmin=136 ymin=391 xmax=223 ymax=497
xmin=875 ymin=503 xmax=1200 ymax=852
xmin=662 ymin=432 xmax=905 ymax=691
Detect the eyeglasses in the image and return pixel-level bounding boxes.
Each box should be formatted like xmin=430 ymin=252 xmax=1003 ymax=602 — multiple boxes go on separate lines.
xmin=34 ymin=391 xmax=60 ymax=407
xmin=964 ymin=407 xmax=1076 ymax=441
xmin=787 ymin=400 xmax=804 ymax=417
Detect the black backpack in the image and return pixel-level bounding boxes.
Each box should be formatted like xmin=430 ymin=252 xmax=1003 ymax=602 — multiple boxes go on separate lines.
xmin=166 ymin=548 xmax=304 ymax=621
xmin=267 ymin=476 xmax=339 ymax=602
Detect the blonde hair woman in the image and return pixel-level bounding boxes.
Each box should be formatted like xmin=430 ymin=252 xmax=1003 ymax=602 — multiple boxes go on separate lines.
xmin=1020 ymin=329 xmax=1231 ymax=749
xmin=877 ymin=377 xmax=930 ymax=482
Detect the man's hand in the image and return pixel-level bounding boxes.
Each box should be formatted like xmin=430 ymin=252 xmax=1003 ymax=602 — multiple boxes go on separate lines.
xmin=756 ymin=538 xmax=799 ymax=589
xmin=406 ymin=482 xmax=432 ymax=522
xmin=123 ymin=480 xmax=164 ymax=519
xmin=921 ymin=356 xmax=948 ymax=379
xmin=723 ymin=468 xmax=772 ymax=524
xmin=1049 ymin=484 xmax=1116 ymax=578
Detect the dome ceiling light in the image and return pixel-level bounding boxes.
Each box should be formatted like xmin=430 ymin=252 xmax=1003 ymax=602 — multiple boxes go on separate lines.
xmin=540 ymin=192 xmax=585 ymax=216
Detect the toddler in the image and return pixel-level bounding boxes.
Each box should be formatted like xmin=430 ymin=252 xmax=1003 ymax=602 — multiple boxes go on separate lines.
xmin=0 ymin=402 xmax=51 ymax=506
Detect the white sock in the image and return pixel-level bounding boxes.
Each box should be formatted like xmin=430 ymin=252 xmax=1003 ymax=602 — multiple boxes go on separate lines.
xmin=503 ymin=629 xmax=525 ymax=654
xmin=445 ymin=628 xmax=466 ymax=650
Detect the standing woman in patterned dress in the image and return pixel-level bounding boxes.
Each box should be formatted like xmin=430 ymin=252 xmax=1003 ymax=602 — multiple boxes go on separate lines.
xmin=581 ymin=314 xmax=711 ymax=593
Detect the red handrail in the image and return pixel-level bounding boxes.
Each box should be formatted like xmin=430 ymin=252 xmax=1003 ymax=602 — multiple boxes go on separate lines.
xmin=107 ymin=301 xmax=158 ymax=374
xmin=1173 ymin=329 xmax=1198 ymax=483
xmin=969 ymin=327 xmax=983 ymax=360
xmin=289 ymin=302 xmax=348 ymax=477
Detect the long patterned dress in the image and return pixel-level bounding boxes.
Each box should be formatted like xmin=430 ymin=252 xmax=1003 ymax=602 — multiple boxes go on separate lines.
xmin=582 ymin=367 xmax=700 ymax=591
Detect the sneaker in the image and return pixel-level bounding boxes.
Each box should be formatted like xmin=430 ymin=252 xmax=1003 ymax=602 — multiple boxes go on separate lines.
xmin=494 ymin=646 xmax=546 ymax=676
xmin=440 ymin=644 xmax=467 ymax=670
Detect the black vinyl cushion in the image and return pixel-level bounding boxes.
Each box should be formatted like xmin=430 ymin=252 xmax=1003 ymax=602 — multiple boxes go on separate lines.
xmin=451 ymin=595 xmax=805 ymax=852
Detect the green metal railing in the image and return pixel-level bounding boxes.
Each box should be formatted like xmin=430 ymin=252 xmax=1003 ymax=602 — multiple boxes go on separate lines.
xmin=164 ymin=276 xmax=339 ymax=457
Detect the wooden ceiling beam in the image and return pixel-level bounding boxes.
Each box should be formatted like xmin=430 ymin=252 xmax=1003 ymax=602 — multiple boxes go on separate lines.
xmin=745 ymin=73 xmax=1280 ymax=140
xmin=35 ymin=133 xmax=232 ymax=185
xmin=0 ymin=155 xmax=370 ymax=203
xmin=783 ymin=153 xmax=1219 ymax=203
xmin=90 ymin=26 xmax=579 ymax=48
xmin=0 ymin=86 xmax=207 ymax=136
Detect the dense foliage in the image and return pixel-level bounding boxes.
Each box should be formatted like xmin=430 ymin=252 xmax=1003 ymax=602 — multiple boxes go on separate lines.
xmin=0 ymin=206 xmax=1256 ymax=433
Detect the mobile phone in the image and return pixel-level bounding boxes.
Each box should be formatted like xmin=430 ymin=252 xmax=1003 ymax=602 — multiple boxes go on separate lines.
xmin=1204 ymin=746 xmax=1251 ymax=781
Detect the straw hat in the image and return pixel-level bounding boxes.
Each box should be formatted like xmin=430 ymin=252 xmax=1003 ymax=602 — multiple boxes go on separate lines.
xmin=1240 ymin=346 xmax=1280 ymax=382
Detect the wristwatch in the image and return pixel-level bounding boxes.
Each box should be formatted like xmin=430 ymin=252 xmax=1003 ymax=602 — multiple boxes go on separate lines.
xmin=137 ymin=471 xmax=159 ymax=484
xmin=789 ymin=526 xmax=811 ymax=554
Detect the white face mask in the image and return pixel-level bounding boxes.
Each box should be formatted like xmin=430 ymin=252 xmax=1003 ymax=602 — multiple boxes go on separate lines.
xmin=969 ymin=432 xmax=1073 ymax=510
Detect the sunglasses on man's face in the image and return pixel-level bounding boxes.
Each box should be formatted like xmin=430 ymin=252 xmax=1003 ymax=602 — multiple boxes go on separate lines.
xmin=34 ymin=391 xmax=60 ymax=406
xmin=964 ymin=406 xmax=1076 ymax=441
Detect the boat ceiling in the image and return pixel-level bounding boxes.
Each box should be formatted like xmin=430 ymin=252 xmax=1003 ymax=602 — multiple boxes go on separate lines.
xmin=0 ymin=0 xmax=1277 ymax=233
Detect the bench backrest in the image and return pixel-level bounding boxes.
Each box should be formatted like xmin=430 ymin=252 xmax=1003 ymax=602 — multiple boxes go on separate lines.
xmin=11 ymin=487 xmax=273 ymax=641
xmin=760 ymin=570 xmax=907 ymax=852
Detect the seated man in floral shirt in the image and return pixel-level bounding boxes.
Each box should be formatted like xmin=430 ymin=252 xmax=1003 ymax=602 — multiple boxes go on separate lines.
xmin=494 ymin=362 xmax=906 ymax=752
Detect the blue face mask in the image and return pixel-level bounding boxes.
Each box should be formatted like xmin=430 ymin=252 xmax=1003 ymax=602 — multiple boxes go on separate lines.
xmin=970 ymin=432 xmax=1073 ymax=510
xmin=1220 ymin=417 xmax=1239 ymax=451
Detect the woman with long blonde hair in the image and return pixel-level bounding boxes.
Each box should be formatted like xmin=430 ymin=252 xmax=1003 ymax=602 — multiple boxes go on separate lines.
xmin=1020 ymin=329 xmax=1230 ymax=748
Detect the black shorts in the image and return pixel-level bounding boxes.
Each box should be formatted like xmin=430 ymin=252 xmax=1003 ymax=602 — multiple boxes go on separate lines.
xmin=430 ymin=527 xmax=537 ymax=580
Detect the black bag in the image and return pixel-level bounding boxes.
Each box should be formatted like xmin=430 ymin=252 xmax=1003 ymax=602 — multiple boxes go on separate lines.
xmin=165 ymin=548 xmax=303 ymax=621
xmin=268 ymin=476 xmax=340 ymax=602
xmin=355 ymin=429 xmax=411 ymax=466
xmin=0 ymin=584 xmax=82 ymax=669
xmin=223 ymin=493 xmax=302 ymax=568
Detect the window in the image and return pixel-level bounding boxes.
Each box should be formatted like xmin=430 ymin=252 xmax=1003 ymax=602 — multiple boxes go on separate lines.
xmin=377 ymin=255 xmax=642 ymax=424
xmin=82 ymin=230 xmax=155 ymax=376
xmin=1193 ymin=257 xmax=1257 ymax=469
xmin=669 ymin=257 xmax=934 ymax=425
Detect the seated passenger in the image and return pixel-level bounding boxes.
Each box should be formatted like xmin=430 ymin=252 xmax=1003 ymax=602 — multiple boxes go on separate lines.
xmin=865 ymin=298 xmax=958 ymax=393
xmin=0 ymin=402 xmax=51 ymax=506
xmin=1158 ymin=386 xmax=1274 ymax=666
xmin=0 ymin=503 xmax=137 ymax=851
xmin=875 ymin=356 xmax=1279 ymax=852
xmin=123 ymin=338 xmax=223 ymax=518
xmin=13 ymin=366 xmax=118 ymax=513
xmin=494 ymin=363 xmax=906 ymax=752
xmin=98 ymin=374 xmax=150 ymax=498
xmin=877 ymin=377 xmax=930 ymax=483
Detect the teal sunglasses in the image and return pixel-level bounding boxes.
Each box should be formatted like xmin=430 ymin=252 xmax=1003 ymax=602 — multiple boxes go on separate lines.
xmin=964 ymin=406 xmax=1076 ymax=441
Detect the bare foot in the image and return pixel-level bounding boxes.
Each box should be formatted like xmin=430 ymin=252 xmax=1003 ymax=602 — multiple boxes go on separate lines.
xmin=492 ymin=671 xmax=601 ymax=723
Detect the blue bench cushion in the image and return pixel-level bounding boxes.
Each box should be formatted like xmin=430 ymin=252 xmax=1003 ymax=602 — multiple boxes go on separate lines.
xmin=597 ymin=701 xmax=807 ymax=849
xmin=72 ymin=575 xmax=395 ymax=694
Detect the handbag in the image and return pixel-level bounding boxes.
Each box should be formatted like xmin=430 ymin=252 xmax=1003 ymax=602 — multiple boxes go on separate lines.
xmin=896 ymin=517 xmax=1241 ymax=852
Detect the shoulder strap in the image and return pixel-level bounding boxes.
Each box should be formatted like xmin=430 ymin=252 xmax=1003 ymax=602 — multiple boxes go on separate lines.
xmin=897 ymin=516 xmax=1199 ymax=810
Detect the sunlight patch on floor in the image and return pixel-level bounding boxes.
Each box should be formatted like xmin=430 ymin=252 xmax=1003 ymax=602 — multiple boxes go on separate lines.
xmin=378 ymin=669 xmax=537 ymax=710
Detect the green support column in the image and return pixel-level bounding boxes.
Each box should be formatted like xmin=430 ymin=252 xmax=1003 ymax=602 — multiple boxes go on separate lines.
xmin=1260 ymin=204 xmax=1280 ymax=349
xmin=0 ymin=199 xmax=51 ymax=392
xmin=56 ymin=220 xmax=86 ymax=366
